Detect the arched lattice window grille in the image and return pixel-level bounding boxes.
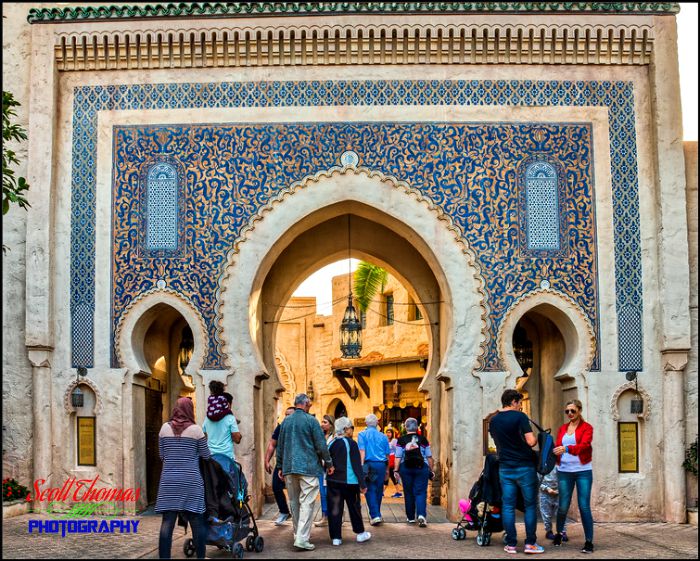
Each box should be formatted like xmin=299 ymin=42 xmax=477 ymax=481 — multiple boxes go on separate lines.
xmin=524 ymin=162 xmax=560 ymax=251
xmin=145 ymin=163 xmax=179 ymax=251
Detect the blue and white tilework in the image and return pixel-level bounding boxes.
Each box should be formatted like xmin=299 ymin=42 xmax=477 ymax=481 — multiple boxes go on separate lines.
xmin=69 ymin=79 xmax=641 ymax=371
xmin=111 ymin=121 xmax=599 ymax=371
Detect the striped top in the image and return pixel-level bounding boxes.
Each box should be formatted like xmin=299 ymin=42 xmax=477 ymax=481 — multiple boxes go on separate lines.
xmin=155 ymin=423 xmax=210 ymax=513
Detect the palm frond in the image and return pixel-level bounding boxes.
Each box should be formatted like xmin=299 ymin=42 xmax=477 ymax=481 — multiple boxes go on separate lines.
xmin=353 ymin=261 xmax=388 ymax=312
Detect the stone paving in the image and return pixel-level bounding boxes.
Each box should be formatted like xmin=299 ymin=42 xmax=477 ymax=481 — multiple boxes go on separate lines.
xmin=3 ymin=509 xmax=698 ymax=559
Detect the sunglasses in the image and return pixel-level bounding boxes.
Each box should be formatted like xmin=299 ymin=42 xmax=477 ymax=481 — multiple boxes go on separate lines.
xmin=346 ymin=426 xmax=354 ymax=429
xmin=564 ymin=409 xmax=578 ymax=414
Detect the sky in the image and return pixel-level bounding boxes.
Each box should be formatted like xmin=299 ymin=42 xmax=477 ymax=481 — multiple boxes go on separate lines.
xmin=295 ymin=6 xmax=698 ymax=313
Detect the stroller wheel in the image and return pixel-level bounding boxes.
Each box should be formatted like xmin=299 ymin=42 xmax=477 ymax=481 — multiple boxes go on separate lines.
xmin=183 ymin=538 xmax=196 ymax=558
xmin=245 ymin=536 xmax=255 ymax=552
xmin=451 ymin=528 xmax=461 ymax=541
xmin=232 ymin=543 xmax=245 ymax=559
xmin=484 ymin=533 xmax=492 ymax=546
xmin=253 ymin=536 xmax=264 ymax=553
xmin=476 ymin=533 xmax=487 ymax=546
xmin=458 ymin=528 xmax=467 ymax=540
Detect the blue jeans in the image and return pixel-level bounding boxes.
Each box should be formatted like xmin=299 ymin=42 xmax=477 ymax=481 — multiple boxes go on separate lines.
xmin=159 ymin=510 xmax=206 ymax=559
xmin=557 ymin=470 xmax=594 ymax=542
xmin=364 ymin=460 xmax=387 ymax=519
xmin=398 ymin=463 xmax=429 ymax=520
xmin=318 ymin=475 xmax=328 ymax=516
xmin=499 ymin=466 xmax=539 ymax=547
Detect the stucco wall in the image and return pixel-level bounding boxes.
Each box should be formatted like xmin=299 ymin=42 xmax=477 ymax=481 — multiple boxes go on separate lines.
xmin=685 ymin=141 xmax=698 ymax=509
xmin=2 ymin=2 xmax=37 ymax=486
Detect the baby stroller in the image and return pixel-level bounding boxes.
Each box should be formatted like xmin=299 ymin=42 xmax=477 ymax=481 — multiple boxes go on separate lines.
xmin=183 ymin=454 xmax=263 ymax=559
xmin=452 ymin=453 xmax=503 ymax=546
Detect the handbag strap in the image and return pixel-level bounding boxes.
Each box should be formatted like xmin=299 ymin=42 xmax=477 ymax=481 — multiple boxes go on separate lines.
xmin=527 ymin=417 xmax=549 ymax=434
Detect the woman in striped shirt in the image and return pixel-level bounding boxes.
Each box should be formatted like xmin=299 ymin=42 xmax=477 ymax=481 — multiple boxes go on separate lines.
xmin=155 ymin=397 xmax=210 ymax=559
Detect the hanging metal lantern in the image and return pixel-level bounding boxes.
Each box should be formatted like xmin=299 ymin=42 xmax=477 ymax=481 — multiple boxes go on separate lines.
xmin=307 ymin=381 xmax=315 ymax=401
xmin=71 ymin=367 xmax=88 ymax=408
xmin=630 ymin=395 xmax=644 ymax=415
xmin=340 ymin=295 xmax=362 ymax=359
xmin=71 ymin=385 xmax=84 ymax=408
xmin=513 ymin=325 xmax=533 ymax=373
xmin=178 ymin=325 xmax=194 ymax=372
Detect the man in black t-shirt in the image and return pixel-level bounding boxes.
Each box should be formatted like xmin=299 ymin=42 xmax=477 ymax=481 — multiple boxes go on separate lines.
xmin=264 ymin=406 xmax=295 ymax=525
xmin=488 ymin=390 xmax=545 ymax=554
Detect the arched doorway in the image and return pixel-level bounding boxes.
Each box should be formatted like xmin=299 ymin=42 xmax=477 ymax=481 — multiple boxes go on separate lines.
xmin=512 ymin=311 xmax=567 ymax=431
xmin=499 ymin=293 xmax=596 ymax=434
xmin=218 ymin=169 xmax=486 ymax=516
xmin=115 ymin=292 xmax=208 ymax=512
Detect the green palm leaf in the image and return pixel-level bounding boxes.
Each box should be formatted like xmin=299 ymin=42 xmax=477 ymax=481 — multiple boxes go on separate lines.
xmin=353 ymin=261 xmax=387 ymax=313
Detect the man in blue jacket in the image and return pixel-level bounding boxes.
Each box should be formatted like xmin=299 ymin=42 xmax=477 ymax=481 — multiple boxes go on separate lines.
xmin=276 ymin=394 xmax=334 ymax=551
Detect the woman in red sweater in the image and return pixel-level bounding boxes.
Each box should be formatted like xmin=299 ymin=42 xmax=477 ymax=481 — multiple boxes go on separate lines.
xmin=552 ymin=399 xmax=594 ymax=554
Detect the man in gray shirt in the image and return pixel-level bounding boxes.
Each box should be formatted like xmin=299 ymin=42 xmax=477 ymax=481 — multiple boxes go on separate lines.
xmin=276 ymin=394 xmax=334 ymax=551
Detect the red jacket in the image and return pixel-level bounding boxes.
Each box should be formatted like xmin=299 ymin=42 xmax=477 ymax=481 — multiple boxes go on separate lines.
xmin=555 ymin=421 xmax=593 ymax=466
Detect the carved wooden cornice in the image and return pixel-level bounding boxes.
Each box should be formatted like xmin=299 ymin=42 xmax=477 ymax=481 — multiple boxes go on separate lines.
xmin=53 ymin=21 xmax=655 ymax=71
xmin=28 ymin=3 xmax=680 ymax=24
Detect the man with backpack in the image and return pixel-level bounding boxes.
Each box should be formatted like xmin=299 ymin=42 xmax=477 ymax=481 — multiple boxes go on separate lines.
xmin=488 ymin=389 xmax=545 ymax=555
xmin=394 ymin=417 xmax=434 ymax=528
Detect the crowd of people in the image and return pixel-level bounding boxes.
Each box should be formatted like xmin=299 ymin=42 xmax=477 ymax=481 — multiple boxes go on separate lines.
xmin=152 ymin=381 xmax=594 ymax=558
xmin=271 ymin=394 xmax=435 ymax=550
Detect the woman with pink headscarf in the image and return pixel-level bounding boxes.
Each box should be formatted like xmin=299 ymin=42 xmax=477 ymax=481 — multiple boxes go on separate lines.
xmin=155 ymin=397 xmax=210 ymax=559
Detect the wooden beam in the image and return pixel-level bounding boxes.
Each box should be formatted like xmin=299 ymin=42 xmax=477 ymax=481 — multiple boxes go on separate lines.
xmin=354 ymin=369 xmax=370 ymax=398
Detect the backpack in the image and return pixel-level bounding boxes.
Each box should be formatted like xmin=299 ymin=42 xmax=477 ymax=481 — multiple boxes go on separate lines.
xmin=528 ymin=418 xmax=557 ymax=475
xmin=402 ymin=435 xmax=425 ymax=469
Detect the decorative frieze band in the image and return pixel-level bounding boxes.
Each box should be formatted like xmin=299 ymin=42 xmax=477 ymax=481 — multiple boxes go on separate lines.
xmin=54 ymin=22 xmax=654 ymax=71
xmin=27 ymin=2 xmax=681 ymax=23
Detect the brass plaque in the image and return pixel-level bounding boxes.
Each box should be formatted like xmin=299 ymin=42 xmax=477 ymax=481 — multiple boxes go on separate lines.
xmin=618 ymin=422 xmax=638 ymax=473
xmin=77 ymin=416 xmax=96 ymax=466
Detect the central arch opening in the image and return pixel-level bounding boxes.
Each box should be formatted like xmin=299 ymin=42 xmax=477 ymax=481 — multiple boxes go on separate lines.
xmin=253 ymin=204 xmax=447 ymax=517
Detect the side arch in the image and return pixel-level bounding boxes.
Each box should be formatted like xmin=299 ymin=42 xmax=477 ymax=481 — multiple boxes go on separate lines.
xmin=115 ymin=288 xmax=209 ymax=376
xmin=497 ymin=288 xmax=596 ymax=380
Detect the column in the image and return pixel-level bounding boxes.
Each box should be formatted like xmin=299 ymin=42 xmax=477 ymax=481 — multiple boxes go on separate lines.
xmin=27 ymin=347 xmax=53 ymax=513
xmin=662 ymin=350 xmax=688 ymax=523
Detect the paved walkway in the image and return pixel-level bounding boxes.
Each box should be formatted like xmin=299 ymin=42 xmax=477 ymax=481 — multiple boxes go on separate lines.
xmin=3 ymin=507 xmax=697 ymax=559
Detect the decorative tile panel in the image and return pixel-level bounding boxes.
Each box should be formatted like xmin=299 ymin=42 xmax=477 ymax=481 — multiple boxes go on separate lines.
xmin=69 ymin=79 xmax=642 ymax=372
xmin=525 ymin=162 xmax=560 ymax=251
xmin=111 ymin=122 xmax=599 ymax=371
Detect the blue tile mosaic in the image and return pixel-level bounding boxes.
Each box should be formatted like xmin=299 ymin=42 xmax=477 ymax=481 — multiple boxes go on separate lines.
xmin=111 ymin=122 xmax=599 ymax=372
xmin=69 ymin=79 xmax=642 ymax=372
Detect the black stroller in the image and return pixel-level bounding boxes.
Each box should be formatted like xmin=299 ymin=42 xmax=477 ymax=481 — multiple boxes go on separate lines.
xmin=452 ymin=453 xmax=503 ymax=546
xmin=183 ymin=453 xmax=263 ymax=559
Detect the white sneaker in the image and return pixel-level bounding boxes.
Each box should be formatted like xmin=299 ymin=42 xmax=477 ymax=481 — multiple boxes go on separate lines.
xmin=406 ymin=518 xmax=416 ymax=524
xmin=370 ymin=516 xmax=382 ymax=525
xmin=356 ymin=531 xmax=372 ymax=543
xmin=332 ymin=539 xmax=342 ymax=546
xmin=274 ymin=513 xmax=290 ymax=525
xmin=418 ymin=515 xmax=427 ymax=527
xmin=293 ymin=540 xmax=315 ymax=551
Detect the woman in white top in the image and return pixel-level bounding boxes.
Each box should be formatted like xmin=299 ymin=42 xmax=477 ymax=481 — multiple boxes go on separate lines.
xmin=552 ymin=399 xmax=594 ymax=554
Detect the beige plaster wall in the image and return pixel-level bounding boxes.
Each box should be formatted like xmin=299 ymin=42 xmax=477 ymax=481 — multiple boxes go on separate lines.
xmin=685 ymin=141 xmax=698 ymax=509
xmin=1 ymin=2 xmax=35 ymax=486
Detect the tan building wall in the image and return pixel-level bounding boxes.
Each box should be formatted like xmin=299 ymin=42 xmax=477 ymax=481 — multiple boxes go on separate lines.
xmin=275 ymin=271 xmax=431 ymax=430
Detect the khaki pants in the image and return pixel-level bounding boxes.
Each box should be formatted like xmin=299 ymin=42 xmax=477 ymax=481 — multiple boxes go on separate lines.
xmin=285 ymin=474 xmax=320 ymax=544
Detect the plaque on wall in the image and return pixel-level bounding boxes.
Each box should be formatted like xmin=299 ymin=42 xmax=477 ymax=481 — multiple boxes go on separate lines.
xmin=618 ymin=421 xmax=639 ymax=473
xmin=482 ymin=412 xmax=499 ymax=456
xmin=77 ymin=416 xmax=96 ymax=466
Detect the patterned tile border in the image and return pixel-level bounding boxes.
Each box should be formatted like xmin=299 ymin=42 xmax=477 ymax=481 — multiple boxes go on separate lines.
xmin=70 ymin=79 xmax=642 ymax=371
